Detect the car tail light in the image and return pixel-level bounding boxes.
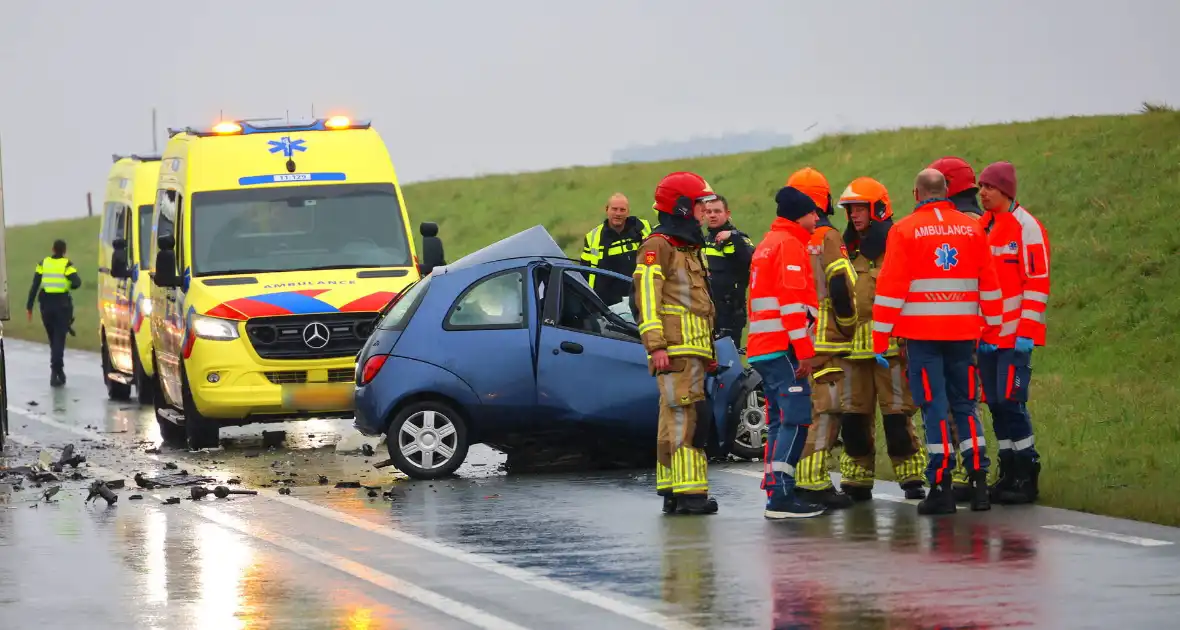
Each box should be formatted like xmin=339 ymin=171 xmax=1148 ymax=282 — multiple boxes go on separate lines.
xmin=359 ymin=354 xmax=389 ymax=386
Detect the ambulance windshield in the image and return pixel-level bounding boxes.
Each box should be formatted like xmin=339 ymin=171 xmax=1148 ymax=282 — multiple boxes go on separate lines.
xmin=190 ymin=183 xmax=412 ymax=276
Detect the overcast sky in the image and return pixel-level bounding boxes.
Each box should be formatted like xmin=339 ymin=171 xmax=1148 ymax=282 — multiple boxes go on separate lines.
xmin=1 ymin=0 xmax=1177 ymax=225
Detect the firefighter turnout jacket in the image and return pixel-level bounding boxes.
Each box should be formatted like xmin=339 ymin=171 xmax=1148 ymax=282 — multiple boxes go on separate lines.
xmin=633 ymin=234 xmax=716 ymax=362
xmin=980 ymin=203 xmax=1051 ymax=348
xmin=581 ymin=216 xmax=652 ymax=305
xmin=872 ymin=199 xmax=1002 ymax=354
xmin=848 ymin=246 xmax=900 ymax=359
xmin=747 ymin=218 xmax=818 ymax=361
xmin=808 ymin=220 xmax=857 ymax=354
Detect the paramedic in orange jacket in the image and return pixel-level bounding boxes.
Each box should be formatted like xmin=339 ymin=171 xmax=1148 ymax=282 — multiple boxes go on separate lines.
xmin=977 ymin=161 xmax=1050 ymax=504
xmin=746 ymin=186 xmax=828 ymax=520
xmin=872 ymin=169 xmax=1002 ymax=515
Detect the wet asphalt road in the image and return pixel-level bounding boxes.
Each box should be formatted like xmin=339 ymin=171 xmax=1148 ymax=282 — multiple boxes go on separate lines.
xmin=3 ymin=339 xmax=1180 ymax=629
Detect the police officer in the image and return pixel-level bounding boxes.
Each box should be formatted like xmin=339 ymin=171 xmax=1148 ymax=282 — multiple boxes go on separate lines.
xmin=581 ymin=193 xmax=652 ymax=307
xmin=702 ymin=195 xmax=754 ymax=342
xmin=27 ymin=239 xmax=82 ymax=386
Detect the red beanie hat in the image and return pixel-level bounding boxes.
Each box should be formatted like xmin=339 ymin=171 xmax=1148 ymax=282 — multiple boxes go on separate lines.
xmin=979 ymin=161 xmax=1017 ymax=200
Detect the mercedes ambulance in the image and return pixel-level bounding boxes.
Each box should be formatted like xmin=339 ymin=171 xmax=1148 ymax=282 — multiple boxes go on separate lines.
xmin=97 ymin=154 xmax=161 ymax=403
xmin=149 ymin=116 xmax=420 ymax=449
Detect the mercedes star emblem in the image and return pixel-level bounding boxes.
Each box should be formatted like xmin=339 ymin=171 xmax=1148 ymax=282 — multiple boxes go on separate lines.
xmin=302 ymin=322 xmax=330 ymax=349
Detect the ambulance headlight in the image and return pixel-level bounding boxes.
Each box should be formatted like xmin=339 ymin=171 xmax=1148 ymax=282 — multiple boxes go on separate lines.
xmin=191 ymin=315 xmax=239 ymax=340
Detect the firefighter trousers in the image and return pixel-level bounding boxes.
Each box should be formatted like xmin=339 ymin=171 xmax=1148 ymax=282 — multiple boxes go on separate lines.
xmin=979 ymin=348 xmax=1039 ymax=462
xmin=750 ymin=353 xmax=810 ymax=498
xmin=835 ymin=356 xmax=927 ymax=488
xmin=654 ymin=357 xmax=711 ymax=496
xmin=795 ymin=376 xmax=841 ymax=491
xmin=905 ymin=340 xmax=990 ymax=487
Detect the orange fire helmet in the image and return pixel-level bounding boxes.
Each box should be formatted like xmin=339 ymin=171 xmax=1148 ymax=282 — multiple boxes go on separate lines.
xmin=838 ymin=177 xmax=892 ymax=221
xmin=786 ymin=167 xmax=833 ymax=215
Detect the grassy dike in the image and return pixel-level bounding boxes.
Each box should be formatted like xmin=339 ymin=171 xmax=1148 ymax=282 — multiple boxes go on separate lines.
xmin=5 ymin=111 xmax=1180 ymax=524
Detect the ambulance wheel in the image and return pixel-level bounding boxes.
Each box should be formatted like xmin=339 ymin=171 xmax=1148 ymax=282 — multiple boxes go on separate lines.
xmin=132 ymin=337 xmax=154 ymax=405
xmin=180 ymin=364 xmax=220 ymax=451
xmin=729 ymin=383 xmax=767 ymax=461
xmin=101 ymin=331 xmax=132 ymax=401
xmin=387 ymin=401 xmax=468 ymax=480
xmin=152 ymin=354 xmax=185 ymax=446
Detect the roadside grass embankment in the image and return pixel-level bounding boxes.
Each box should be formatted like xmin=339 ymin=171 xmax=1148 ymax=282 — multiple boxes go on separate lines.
xmin=5 ymin=110 xmax=1180 ymax=525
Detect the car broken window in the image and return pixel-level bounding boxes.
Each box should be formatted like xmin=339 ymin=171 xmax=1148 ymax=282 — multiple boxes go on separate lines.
xmin=445 ymin=269 xmax=526 ymax=330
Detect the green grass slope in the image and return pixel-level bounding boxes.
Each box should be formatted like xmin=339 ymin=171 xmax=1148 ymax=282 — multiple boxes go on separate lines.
xmin=5 ymin=111 xmax=1179 ymax=524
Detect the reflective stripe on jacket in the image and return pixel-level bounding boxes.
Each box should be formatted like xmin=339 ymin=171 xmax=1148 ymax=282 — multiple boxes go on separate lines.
xmin=747 ymin=218 xmax=818 ymax=361
xmin=980 ymin=203 xmax=1050 ymax=348
xmin=581 ymin=218 xmax=652 ymax=288
xmin=633 ymin=234 xmax=715 ymax=360
xmin=808 ymin=225 xmax=856 ymax=354
xmin=37 ymin=256 xmax=76 ymax=293
xmin=871 ymin=199 xmax=1002 ymax=353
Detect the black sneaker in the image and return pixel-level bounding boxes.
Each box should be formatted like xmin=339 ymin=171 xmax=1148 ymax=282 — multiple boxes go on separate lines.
xmin=841 ymin=485 xmax=874 ymax=502
xmin=969 ymin=470 xmax=991 ymax=511
xmin=901 ymin=480 xmax=927 ymax=500
xmin=918 ymin=475 xmax=957 ymax=515
xmin=676 ymin=494 xmax=719 ymax=515
xmin=797 ymin=487 xmax=854 ymax=509
xmin=764 ymin=493 xmax=825 ymax=519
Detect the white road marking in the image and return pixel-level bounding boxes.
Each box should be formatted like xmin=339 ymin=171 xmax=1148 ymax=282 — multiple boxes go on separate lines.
xmin=1041 ymin=524 xmax=1174 ymax=547
xmin=8 ymin=410 xmax=699 ymax=630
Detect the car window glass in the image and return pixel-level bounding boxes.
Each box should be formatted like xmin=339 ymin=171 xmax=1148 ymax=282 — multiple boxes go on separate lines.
xmin=379 ymin=275 xmax=432 ymax=330
xmin=558 ymin=270 xmax=638 ymax=341
xmin=446 ymin=270 xmax=525 ymax=329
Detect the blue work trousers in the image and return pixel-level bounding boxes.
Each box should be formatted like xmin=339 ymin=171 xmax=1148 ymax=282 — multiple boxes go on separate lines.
xmin=751 ymin=353 xmax=810 ymax=498
xmin=979 ymin=348 xmax=1039 ymax=462
xmin=905 ymin=340 xmax=990 ymax=486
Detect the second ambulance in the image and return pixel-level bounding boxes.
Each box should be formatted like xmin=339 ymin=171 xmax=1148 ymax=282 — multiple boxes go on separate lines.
xmin=149 ymin=116 xmax=420 ymax=449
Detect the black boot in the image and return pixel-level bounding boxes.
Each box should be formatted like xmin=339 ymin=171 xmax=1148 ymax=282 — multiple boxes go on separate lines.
xmin=901 ymin=479 xmax=927 ymax=500
xmin=997 ymin=458 xmax=1040 ymax=504
xmin=952 ymin=483 xmax=971 ymax=503
xmin=841 ymin=485 xmax=873 ymax=502
xmin=918 ymin=474 xmax=957 ymax=515
xmin=661 ymin=494 xmax=678 ymax=514
xmin=988 ymin=451 xmax=1016 ymax=501
xmin=50 ymin=369 xmax=64 ymax=387
xmin=969 ymin=470 xmax=991 ymax=511
xmin=676 ymin=494 xmax=719 ymax=515
xmin=798 ymin=487 xmax=854 ymax=509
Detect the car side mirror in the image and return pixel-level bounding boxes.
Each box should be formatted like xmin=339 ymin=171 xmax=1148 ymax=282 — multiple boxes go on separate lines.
xmin=157 ymin=234 xmax=174 ymax=252
xmin=110 ymin=241 xmax=131 ymax=279
xmin=153 ymin=252 xmax=180 ymax=288
xmin=419 ymin=222 xmax=439 ymax=238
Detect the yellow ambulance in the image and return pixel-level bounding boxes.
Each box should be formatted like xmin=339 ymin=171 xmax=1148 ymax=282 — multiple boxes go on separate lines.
xmin=97 ymin=154 xmax=161 ymax=403
xmin=148 ymin=116 xmax=420 ymax=449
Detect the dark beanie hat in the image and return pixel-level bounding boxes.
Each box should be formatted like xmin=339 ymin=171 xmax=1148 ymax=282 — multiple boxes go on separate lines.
xmin=979 ymin=161 xmax=1017 ymax=200
xmin=775 ymin=186 xmax=820 ymax=221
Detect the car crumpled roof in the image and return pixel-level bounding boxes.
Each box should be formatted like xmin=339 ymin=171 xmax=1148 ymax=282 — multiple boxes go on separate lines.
xmin=435 ymin=224 xmax=570 ymax=273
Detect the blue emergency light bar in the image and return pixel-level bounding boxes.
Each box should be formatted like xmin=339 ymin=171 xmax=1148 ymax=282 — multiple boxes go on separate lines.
xmin=167 ymin=116 xmax=372 ymax=138
xmin=111 ymin=153 xmax=163 ymax=163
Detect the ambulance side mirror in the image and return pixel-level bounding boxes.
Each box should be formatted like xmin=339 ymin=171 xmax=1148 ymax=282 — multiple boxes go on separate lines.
xmin=152 ymin=234 xmax=180 ymax=288
xmin=110 ymin=238 xmax=132 ymax=279
xmin=419 ymin=222 xmax=439 ymax=237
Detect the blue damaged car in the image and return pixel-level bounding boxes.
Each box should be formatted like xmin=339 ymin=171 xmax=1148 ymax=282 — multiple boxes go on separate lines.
xmin=352 ymin=225 xmax=767 ymax=479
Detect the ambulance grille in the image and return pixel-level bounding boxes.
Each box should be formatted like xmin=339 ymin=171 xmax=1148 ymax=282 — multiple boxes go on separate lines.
xmin=265 ymin=368 xmax=356 ymax=384
xmin=245 ymin=313 xmax=379 ymax=360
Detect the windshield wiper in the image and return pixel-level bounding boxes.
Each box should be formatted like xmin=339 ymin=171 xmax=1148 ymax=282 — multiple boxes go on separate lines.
xmin=290 ymin=263 xmax=402 ymax=272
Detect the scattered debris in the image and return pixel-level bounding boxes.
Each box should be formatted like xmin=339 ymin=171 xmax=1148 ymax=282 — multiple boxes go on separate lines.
xmin=86 ymin=481 xmax=118 ymax=506
xmin=69 ymin=472 xmax=86 ymax=481
xmin=50 ymin=444 xmax=86 ymax=472
xmin=41 ymin=486 xmax=61 ymax=502
xmin=278 ymin=487 xmax=292 ymax=495
xmin=144 ymin=447 xmax=161 ymax=454
xmin=484 ymin=494 xmax=500 ymax=499
xmin=373 ymin=459 xmax=395 ymax=469
xmin=227 ymin=478 xmax=242 ymax=485
xmin=262 ymin=430 xmax=286 ymax=448
xmin=129 ymin=495 xmax=143 ymax=500
xmin=135 ymin=471 xmax=216 ymax=489
xmin=191 ymin=485 xmax=259 ymax=500
xmin=164 ymin=462 xmax=178 ymax=470
xmin=335 ymin=481 xmax=362 ymax=488
xmin=367 ymin=489 xmax=378 ymax=498
xmin=318 ymin=475 xmax=329 ymax=484
xmin=361 ymin=444 xmax=375 ymax=457
xmin=27 ymin=401 xmax=38 ymax=406
xmin=105 ymin=479 xmax=125 ymax=490
xmin=163 ymin=497 xmax=180 ymax=505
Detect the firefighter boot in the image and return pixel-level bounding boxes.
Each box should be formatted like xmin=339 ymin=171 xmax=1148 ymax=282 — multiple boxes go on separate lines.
xmin=841 ymin=485 xmax=873 ymax=502
xmin=988 ymin=450 xmax=1016 ymax=502
xmin=917 ymin=474 xmax=957 ymax=516
xmin=997 ymin=458 xmax=1040 ymax=505
xmin=797 ymin=487 xmax=853 ymax=510
xmin=661 ymin=494 xmax=678 ymax=514
xmin=901 ymin=480 xmax=927 ymax=500
xmin=676 ymin=494 xmax=719 ymax=515
xmin=969 ymin=469 xmax=991 ymax=512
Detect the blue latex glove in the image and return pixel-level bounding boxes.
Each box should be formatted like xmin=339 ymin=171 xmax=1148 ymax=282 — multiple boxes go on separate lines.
xmin=978 ymin=342 xmax=998 ymax=354
xmin=1014 ymin=336 xmax=1035 ymax=353
xmin=874 ymin=353 xmax=889 ymax=368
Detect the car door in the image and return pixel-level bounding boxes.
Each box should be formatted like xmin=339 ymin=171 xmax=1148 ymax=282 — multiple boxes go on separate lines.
xmin=534 ymin=264 xmax=657 ymax=437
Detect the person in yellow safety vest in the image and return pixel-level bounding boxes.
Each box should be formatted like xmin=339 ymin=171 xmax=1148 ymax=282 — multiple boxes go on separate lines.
xmin=784 ymin=167 xmax=859 ymax=510
xmin=26 ymin=239 xmax=82 ymax=387
xmin=835 ymin=177 xmax=929 ymax=502
xmin=581 ymin=192 xmax=652 ymax=308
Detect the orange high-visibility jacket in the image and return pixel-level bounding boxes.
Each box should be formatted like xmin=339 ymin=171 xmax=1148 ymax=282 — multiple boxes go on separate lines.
xmin=980 ymin=203 xmax=1050 ymax=348
xmin=747 ymin=218 xmax=818 ymax=361
xmin=871 ymin=199 xmax=1002 ymax=353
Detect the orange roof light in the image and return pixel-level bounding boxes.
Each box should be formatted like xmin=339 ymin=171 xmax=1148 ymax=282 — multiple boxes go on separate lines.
xmin=324 ymin=115 xmax=351 ymax=129
xmin=212 ymin=121 xmax=243 ymax=135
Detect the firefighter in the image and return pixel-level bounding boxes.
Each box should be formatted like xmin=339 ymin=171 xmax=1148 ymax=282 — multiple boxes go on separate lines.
xmin=784 ymin=167 xmax=857 ymax=510
xmin=836 ymin=177 xmax=928 ymax=502
xmin=702 ymin=195 xmax=754 ymax=342
xmin=977 ymin=161 xmax=1050 ymax=504
xmin=747 ymin=185 xmax=829 ymax=520
xmin=872 ymin=169 xmax=1002 ymax=515
xmin=26 ymin=239 xmax=82 ymax=387
xmin=582 ymin=192 xmax=652 ymax=308
xmin=634 ymin=172 xmax=720 ymax=516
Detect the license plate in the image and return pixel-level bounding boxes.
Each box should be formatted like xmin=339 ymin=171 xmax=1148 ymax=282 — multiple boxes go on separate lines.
xmin=282 ymin=384 xmax=355 ymax=411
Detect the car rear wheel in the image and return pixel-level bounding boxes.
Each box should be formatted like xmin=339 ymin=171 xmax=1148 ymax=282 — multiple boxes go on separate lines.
xmin=387 ymin=401 xmax=469 ymax=480
xmin=730 ymin=386 xmax=767 ymax=460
